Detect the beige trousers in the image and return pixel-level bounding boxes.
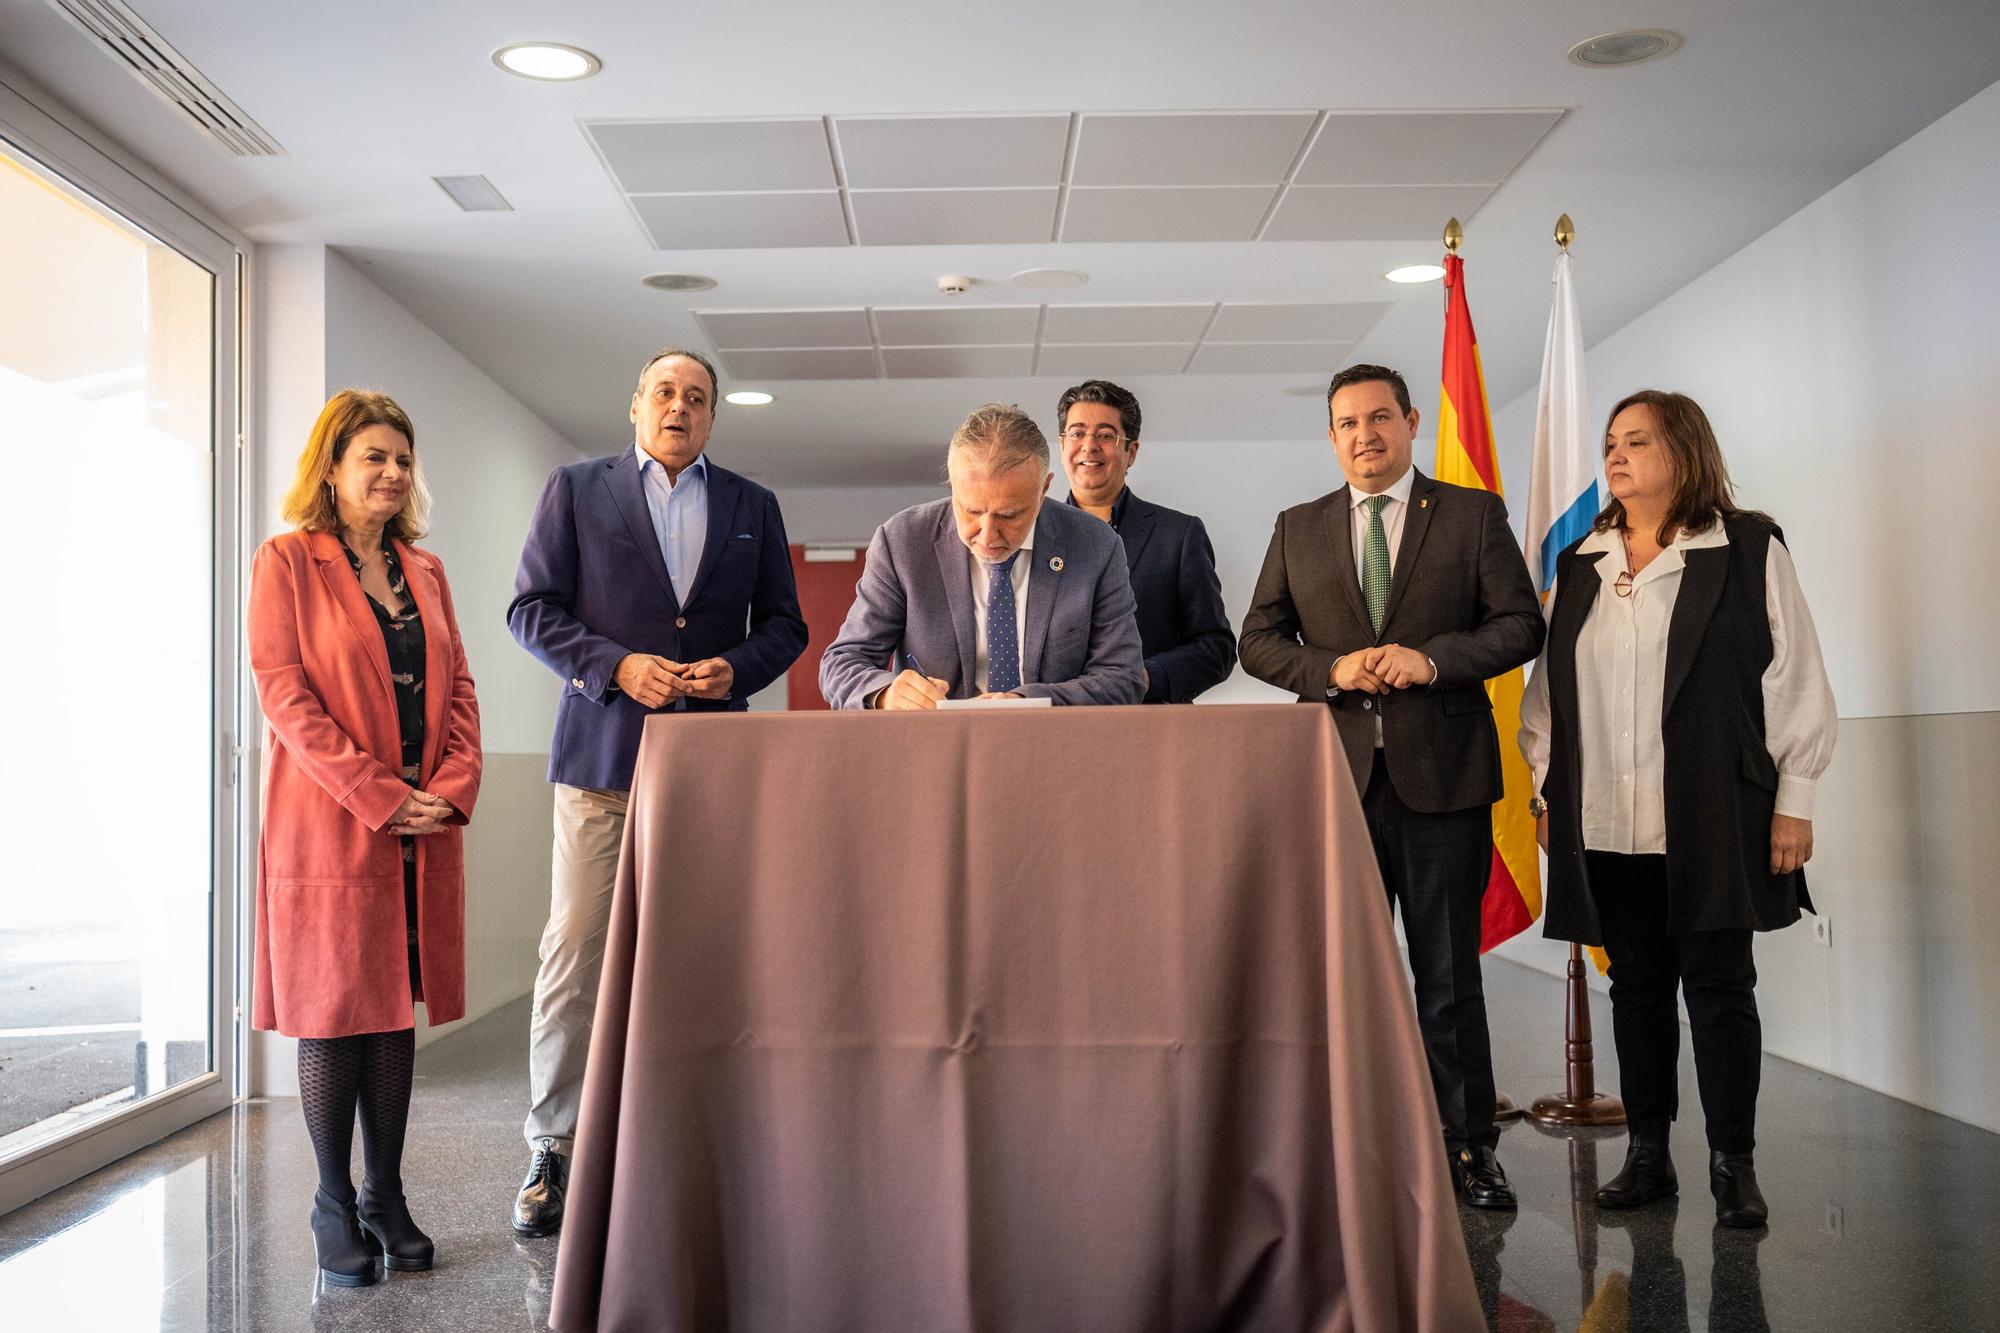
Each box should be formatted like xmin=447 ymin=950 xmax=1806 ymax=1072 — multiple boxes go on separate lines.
xmin=523 ymin=784 xmax=629 ymax=1151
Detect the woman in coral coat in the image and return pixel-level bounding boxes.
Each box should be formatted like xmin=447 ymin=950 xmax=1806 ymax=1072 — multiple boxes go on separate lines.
xmin=249 ymin=390 xmax=481 ymax=1288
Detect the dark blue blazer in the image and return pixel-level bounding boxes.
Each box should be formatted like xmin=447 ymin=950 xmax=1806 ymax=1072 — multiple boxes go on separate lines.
xmin=508 ymin=449 xmax=807 ymax=790
xmin=1073 ymin=488 xmax=1237 ymax=702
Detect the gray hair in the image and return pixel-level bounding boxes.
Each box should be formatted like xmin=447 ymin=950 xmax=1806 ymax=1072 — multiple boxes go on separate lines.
xmin=948 ymin=403 xmax=1049 ymax=474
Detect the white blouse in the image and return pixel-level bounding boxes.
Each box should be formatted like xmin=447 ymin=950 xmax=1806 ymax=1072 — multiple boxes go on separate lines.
xmin=1519 ymin=522 xmax=1837 ymax=855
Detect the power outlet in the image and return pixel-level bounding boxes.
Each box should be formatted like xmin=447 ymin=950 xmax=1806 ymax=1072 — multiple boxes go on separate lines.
xmin=1812 ymin=916 xmax=1834 ymax=948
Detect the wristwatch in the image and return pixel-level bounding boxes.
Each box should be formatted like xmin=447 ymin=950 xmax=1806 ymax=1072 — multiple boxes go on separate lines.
xmin=1527 ymin=795 xmax=1549 ymax=819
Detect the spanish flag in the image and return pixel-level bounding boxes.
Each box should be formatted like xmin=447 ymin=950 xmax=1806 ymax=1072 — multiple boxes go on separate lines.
xmin=1432 ymin=252 xmax=1540 ymax=951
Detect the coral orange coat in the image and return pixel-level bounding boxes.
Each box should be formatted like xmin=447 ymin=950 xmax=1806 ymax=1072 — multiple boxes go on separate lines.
xmin=249 ymin=529 xmax=482 ymax=1038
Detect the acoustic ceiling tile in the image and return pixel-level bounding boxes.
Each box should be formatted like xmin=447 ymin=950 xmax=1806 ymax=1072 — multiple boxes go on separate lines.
xmin=1186 ymin=342 xmax=1355 ymax=374
xmin=633 ymin=192 xmax=850 ymax=250
xmin=836 ymin=115 xmax=1071 ymax=189
xmin=698 ymin=308 xmax=873 ymax=350
xmin=1040 ymin=303 xmax=1214 ymax=344
xmin=1261 ymin=184 xmax=1493 ymax=241
xmin=588 ymin=118 xmax=835 ymax=194
xmin=881 ymin=346 xmax=1035 ymax=378
xmin=1207 ymin=302 xmax=1393 ymax=343
xmin=1034 ymin=344 xmax=1194 ymax=376
xmin=1071 ymin=112 xmax=1318 ymax=186
xmin=873 ymin=306 xmax=1044 ymax=346
xmin=851 ymin=188 xmax=1058 ymax=245
xmin=716 ymin=348 xmax=880 ymax=380
xmin=1295 ymin=111 xmax=1561 ymax=186
xmin=1061 ymin=186 xmax=1275 ymax=242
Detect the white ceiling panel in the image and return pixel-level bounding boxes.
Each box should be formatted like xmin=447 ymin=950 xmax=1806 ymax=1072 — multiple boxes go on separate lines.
xmin=1034 ymin=344 xmax=1194 ymax=377
xmin=699 ymin=308 xmax=874 ymax=349
xmin=881 ymin=346 xmax=1035 ymax=377
xmin=588 ymin=119 xmax=837 ymax=194
xmin=1187 ymin=342 xmax=1355 ymax=374
xmin=1061 ymin=187 xmax=1275 ymax=242
xmin=1261 ymin=184 xmax=1494 ymax=241
xmin=717 ymin=348 xmax=881 ymax=380
xmin=851 ymin=188 xmax=1058 ymax=245
xmin=1071 ymin=112 xmax=1318 ymax=186
xmin=836 ymin=115 xmax=1071 ymax=188
xmin=1207 ymin=302 xmax=1393 ymax=343
xmin=1041 ymin=304 xmax=1214 ymax=343
xmin=874 ymin=306 xmax=1043 ymax=345
xmin=633 ymin=192 xmax=850 ymax=249
xmin=1296 ymin=111 xmax=1560 ymax=186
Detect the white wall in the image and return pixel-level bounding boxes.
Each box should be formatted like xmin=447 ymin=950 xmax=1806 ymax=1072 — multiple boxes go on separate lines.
xmin=247 ymin=246 xmax=585 ymax=1095
xmin=1485 ymin=79 xmax=2000 ymax=1131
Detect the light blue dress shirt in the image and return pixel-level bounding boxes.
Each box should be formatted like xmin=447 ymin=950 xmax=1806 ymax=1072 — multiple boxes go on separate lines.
xmin=635 ymin=444 xmax=708 ymax=606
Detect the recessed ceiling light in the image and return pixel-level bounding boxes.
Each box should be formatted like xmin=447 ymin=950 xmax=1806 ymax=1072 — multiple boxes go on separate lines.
xmin=724 ymin=391 xmax=775 ymax=406
xmin=1011 ymin=268 xmax=1089 ymax=290
xmin=641 ymin=272 xmax=716 ymax=292
xmin=492 ymin=43 xmax=602 ymax=81
xmin=1567 ymin=29 xmax=1682 ymax=68
xmin=1385 ymin=264 xmax=1446 ymax=284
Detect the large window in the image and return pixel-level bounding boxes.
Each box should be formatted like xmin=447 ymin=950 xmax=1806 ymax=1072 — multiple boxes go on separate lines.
xmin=0 ymin=102 xmax=240 ymax=1213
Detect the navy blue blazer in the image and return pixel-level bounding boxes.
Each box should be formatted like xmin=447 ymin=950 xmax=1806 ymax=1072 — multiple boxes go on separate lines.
xmin=1070 ymin=487 xmax=1236 ymax=702
xmin=508 ymin=449 xmax=807 ymax=790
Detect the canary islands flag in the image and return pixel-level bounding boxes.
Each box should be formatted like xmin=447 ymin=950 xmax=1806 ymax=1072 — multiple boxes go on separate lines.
xmin=1433 ymin=252 xmax=1540 ymax=951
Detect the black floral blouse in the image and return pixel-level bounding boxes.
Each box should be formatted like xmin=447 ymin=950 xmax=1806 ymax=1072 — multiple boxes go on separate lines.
xmin=341 ymin=537 xmax=428 ymax=992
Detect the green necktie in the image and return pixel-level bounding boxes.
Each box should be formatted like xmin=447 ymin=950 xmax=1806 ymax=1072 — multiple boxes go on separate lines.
xmin=1362 ymin=494 xmax=1391 ymax=634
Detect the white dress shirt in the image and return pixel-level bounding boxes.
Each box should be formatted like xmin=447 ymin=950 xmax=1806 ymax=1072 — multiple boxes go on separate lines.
xmin=1349 ymin=466 xmax=1415 ymax=576
xmin=1519 ymin=522 xmax=1838 ymax=854
xmin=969 ymin=520 xmax=1035 ymax=693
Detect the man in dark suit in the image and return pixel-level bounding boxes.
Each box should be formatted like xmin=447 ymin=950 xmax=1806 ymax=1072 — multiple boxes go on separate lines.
xmin=1241 ymin=363 xmax=1543 ymax=1208
xmin=505 ymin=348 xmax=806 ymax=1236
xmin=1056 ymin=380 xmax=1236 ymax=702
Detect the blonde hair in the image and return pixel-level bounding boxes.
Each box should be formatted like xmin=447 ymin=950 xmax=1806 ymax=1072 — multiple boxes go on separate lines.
xmin=282 ymin=390 xmax=431 ymax=539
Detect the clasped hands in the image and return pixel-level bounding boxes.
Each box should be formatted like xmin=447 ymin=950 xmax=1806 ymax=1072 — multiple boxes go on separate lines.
xmin=1331 ymin=644 xmax=1436 ymax=693
xmin=614 ymin=652 xmax=734 ymax=707
xmin=388 ymin=789 xmax=454 ymax=836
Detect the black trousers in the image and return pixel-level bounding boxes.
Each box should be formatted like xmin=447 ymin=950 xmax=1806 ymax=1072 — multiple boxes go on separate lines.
xmin=1588 ymin=851 xmax=1761 ymax=1154
xmin=1361 ymin=761 xmax=1497 ymax=1153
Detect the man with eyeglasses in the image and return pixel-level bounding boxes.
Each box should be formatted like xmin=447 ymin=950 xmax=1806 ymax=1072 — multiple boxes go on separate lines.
xmin=1056 ymin=380 xmax=1236 ymax=702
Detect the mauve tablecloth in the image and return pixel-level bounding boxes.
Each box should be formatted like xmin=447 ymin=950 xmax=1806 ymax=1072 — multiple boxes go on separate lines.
xmin=551 ymin=704 xmax=1482 ymax=1332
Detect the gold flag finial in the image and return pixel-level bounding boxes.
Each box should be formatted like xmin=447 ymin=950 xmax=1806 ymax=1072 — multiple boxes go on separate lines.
xmin=1443 ymin=218 xmax=1463 ymax=253
xmin=1555 ymin=213 xmax=1575 ymax=251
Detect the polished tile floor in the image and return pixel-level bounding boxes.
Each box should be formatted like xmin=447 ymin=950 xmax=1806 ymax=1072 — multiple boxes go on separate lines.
xmin=1 ymin=961 xmax=1996 ymax=1331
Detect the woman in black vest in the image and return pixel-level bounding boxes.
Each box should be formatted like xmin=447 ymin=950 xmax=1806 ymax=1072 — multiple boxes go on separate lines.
xmin=1520 ymin=389 xmax=1836 ymax=1228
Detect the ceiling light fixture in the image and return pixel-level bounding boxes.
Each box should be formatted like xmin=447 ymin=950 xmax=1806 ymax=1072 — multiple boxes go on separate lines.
xmin=725 ymin=391 xmax=775 ymax=406
xmin=642 ymin=272 xmax=717 ymax=292
xmin=1567 ymin=29 xmax=1682 ymax=68
xmin=493 ymin=43 xmax=602 ymax=81
xmin=1385 ymin=264 xmax=1446 ymax=284
xmin=1011 ymin=268 xmax=1089 ymax=290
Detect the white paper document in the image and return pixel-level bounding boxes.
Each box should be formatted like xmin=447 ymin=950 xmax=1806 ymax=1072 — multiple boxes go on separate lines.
xmin=936 ymin=696 xmax=1054 ymax=710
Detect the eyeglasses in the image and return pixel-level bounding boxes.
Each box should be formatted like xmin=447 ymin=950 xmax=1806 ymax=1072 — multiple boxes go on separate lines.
xmin=1614 ymin=569 xmax=1636 ymax=598
xmin=1061 ymin=427 xmax=1126 ymax=447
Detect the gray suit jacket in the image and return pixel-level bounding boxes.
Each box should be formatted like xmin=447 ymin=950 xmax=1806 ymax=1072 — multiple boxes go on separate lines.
xmin=819 ymin=497 xmax=1146 ymax=709
xmin=1239 ymin=470 xmax=1544 ymax=812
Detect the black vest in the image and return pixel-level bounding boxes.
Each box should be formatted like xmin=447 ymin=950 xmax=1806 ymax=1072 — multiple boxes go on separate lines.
xmin=1541 ymin=514 xmax=1813 ymax=943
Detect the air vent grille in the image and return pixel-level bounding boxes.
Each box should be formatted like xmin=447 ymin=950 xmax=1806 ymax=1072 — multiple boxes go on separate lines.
xmin=49 ymin=0 xmax=284 ymax=157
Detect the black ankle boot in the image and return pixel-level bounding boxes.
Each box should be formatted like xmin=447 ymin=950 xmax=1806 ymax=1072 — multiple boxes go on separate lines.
xmin=310 ymin=1188 xmax=382 ymax=1287
xmin=1710 ymin=1150 xmax=1769 ymax=1228
xmin=357 ymin=1181 xmax=436 ymax=1272
xmin=1597 ymin=1128 xmax=1678 ymax=1210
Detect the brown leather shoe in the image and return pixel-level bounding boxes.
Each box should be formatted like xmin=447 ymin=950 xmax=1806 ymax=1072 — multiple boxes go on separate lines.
xmin=512 ymin=1137 xmax=569 ymax=1238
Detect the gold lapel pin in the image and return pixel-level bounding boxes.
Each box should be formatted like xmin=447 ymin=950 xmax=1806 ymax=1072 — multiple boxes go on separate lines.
xmin=1419 ymin=498 xmax=1429 ymax=509
xmin=1049 ymin=555 xmax=1065 ymax=572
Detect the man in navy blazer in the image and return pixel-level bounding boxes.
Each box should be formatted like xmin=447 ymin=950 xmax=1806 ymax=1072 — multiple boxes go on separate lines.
xmin=505 ymin=348 xmax=805 ymax=1237
xmin=1056 ymin=380 xmax=1236 ymax=702
xmin=819 ymin=403 xmax=1144 ymax=710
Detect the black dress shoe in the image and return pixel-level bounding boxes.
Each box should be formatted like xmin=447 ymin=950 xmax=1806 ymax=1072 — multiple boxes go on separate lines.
xmin=1710 ymin=1151 xmax=1769 ymax=1228
xmin=310 ymin=1189 xmax=383 ymax=1288
xmin=1459 ymin=1146 xmax=1518 ymax=1210
xmin=358 ymin=1182 xmax=436 ymax=1271
xmin=1597 ymin=1134 xmax=1678 ymax=1210
xmin=513 ymin=1137 xmax=569 ymax=1238
xmin=1446 ymin=1148 xmax=1468 ymax=1195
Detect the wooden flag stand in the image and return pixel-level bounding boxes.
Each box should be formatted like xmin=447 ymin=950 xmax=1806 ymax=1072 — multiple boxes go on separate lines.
xmin=1528 ymin=942 xmax=1626 ymax=1127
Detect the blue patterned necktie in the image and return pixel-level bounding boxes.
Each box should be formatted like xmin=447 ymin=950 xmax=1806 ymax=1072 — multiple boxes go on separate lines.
xmin=985 ymin=551 xmax=1022 ymax=693
xmin=1362 ymin=494 xmax=1392 ymax=635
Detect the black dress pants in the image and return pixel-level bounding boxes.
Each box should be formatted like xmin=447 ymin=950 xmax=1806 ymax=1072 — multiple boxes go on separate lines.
xmin=1361 ymin=760 xmax=1498 ymax=1153
xmin=1588 ymin=851 xmax=1761 ymax=1154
